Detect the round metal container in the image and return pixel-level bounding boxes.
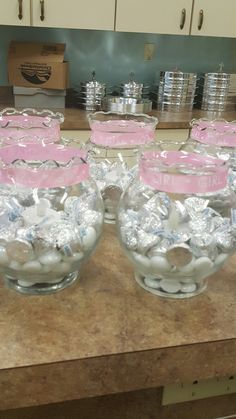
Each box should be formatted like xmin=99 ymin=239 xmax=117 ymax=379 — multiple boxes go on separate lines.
xmin=75 ymin=71 xmax=107 ymax=111
xmin=198 ymin=72 xmax=236 ymax=111
xmin=102 ymin=96 xmax=152 ymax=113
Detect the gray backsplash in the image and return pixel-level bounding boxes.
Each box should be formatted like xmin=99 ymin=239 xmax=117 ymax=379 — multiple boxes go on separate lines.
xmin=0 ymin=25 xmax=236 ymax=88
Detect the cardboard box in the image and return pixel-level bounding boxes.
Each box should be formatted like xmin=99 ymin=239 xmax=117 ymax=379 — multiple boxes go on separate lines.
xmin=8 ymin=41 xmax=69 ymax=90
xmin=13 ymin=86 xmax=66 ymax=109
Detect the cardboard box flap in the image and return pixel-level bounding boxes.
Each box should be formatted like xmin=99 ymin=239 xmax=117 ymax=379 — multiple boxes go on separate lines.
xmin=8 ymin=41 xmax=69 ymax=90
xmin=9 ymin=41 xmax=66 ymax=63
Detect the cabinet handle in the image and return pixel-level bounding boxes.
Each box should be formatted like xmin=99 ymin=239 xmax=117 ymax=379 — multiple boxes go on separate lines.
xmin=18 ymin=0 xmax=23 ymax=20
xmin=180 ymin=8 xmax=186 ymax=30
xmin=40 ymin=0 xmax=45 ymax=21
xmin=198 ymin=9 xmax=204 ymax=30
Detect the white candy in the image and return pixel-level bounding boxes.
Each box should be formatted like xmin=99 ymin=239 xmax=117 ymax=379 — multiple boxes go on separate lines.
xmin=160 ymin=279 xmax=181 ymax=294
xmin=132 ymin=253 xmax=151 ymax=270
xmin=18 ymin=279 xmax=36 ymax=287
xmin=39 ymin=250 xmax=62 ymax=266
xmin=81 ymin=227 xmax=97 ymax=250
xmin=22 ymin=207 xmax=60 ymax=227
xmin=178 ymin=258 xmax=196 ymax=274
xmin=9 ymin=260 xmax=22 ymax=270
xmin=194 ymin=257 xmax=213 ymax=275
xmin=181 ymin=283 xmax=197 ymax=293
xmin=150 ymin=256 xmax=171 ymax=273
xmin=22 ymin=260 xmax=42 ymax=273
xmin=144 ymin=277 xmax=160 ymax=289
xmin=214 ymin=253 xmax=228 ymax=266
xmin=0 ymin=246 xmax=9 ymax=265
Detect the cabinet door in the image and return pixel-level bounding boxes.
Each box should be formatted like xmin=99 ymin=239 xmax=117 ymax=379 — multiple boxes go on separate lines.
xmin=0 ymin=0 xmax=31 ymax=26
xmin=115 ymin=0 xmax=192 ymax=35
xmin=32 ymin=0 xmax=116 ymax=30
xmin=191 ymin=0 xmax=236 ymax=38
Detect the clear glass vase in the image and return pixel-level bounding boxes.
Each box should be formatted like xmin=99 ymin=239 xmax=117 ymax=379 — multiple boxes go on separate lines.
xmin=117 ymin=146 xmax=236 ymax=299
xmin=0 ymin=143 xmax=104 ymax=295
xmin=87 ymin=111 xmax=158 ymax=223
xmin=0 ymin=108 xmax=64 ymax=145
xmin=189 ymin=118 xmax=236 ymax=191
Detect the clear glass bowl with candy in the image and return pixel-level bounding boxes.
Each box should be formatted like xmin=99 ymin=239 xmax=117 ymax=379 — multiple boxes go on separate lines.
xmin=189 ymin=118 xmax=236 ymax=190
xmin=0 ymin=143 xmax=104 ymax=295
xmin=117 ymin=146 xmax=236 ymax=299
xmin=87 ymin=111 xmax=158 ymax=223
xmin=0 ymin=108 xmax=64 ymax=145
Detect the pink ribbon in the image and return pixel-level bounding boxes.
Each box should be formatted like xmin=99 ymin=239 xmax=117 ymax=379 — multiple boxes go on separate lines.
xmin=140 ymin=151 xmax=228 ymax=193
xmin=191 ymin=119 xmax=236 ymax=147
xmin=0 ymin=143 xmax=88 ymax=188
xmin=0 ymin=115 xmax=61 ymax=143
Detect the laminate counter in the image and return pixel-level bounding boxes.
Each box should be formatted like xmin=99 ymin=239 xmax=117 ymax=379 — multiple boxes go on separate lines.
xmin=0 ymin=224 xmax=236 ymax=411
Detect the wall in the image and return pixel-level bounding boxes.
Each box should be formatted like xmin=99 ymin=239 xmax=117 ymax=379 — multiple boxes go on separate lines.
xmin=0 ymin=25 xmax=236 ymax=88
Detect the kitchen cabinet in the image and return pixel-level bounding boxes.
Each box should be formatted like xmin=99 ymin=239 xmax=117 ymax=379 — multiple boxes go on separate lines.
xmin=191 ymin=0 xmax=236 ymax=38
xmin=31 ymin=0 xmax=116 ymax=30
xmin=116 ymin=0 xmax=236 ymax=38
xmin=0 ymin=0 xmax=31 ymax=26
xmin=115 ymin=0 xmax=192 ymax=35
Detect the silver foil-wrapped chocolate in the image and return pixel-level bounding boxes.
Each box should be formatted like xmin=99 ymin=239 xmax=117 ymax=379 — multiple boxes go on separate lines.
xmin=117 ymin=173 xmax=236 ymax=299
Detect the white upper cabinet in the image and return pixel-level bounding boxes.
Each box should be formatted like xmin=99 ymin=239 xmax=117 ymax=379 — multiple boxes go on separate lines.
xmin=0 ymin=0 xmax=31 ymax=26
xmin=31 ymin=0 xmax=116 ymax=30
xmin=115 ymin=0 xmax=192 ymax=35
xmin=191 ymin=0 xmax=236 ymax=38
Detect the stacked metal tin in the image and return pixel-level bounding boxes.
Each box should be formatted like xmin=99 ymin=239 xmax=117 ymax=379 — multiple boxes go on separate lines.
xmin=198 ymin=72 xmax=236 ymax=111
xmin=118 ymin=72 xmax=150 ymax=99
xmin=75 ymin=71 xmax=107 ymax=111
xmin=102 ymin=73 xmax=152 ymax=113
xmin=152 ymin=71 xmax=197 ymax=111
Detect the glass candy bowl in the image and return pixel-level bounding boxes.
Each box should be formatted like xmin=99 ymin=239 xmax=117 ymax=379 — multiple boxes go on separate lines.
xmin=190 ymin=118 xmax=236 ymax=190
xmin=0 ymin=143 xmax=104 ymax=295
xmin=117 ymin=149 xmax=236 ymax=299
xmin=0 ymin=108 xmax=64 ymax=145
xmin=87 ymin=111 xmax=158 ymax=223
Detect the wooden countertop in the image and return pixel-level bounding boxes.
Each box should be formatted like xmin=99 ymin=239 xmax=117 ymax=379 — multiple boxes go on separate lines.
xmin=0 ymin=224 xmax=236 ymax=410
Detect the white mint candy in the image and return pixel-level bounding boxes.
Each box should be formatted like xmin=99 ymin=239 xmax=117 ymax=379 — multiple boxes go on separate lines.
xmin=81 ymin=227 xmax=97 ymax=250
xmin=144 ymin=277 xmax=160 ymax=289
xmin=181 ymin=283 xmax=197 ymax=293
xmin=9 ymin=260 xmax=23 ymax=270
xmin=160 ymin=279 xmax=181 ymax=294
xmin=42 ymin=265 xmax=52 ymax=273
xmin=22 ymin=207 xmax=60 ymax=227
xmin=22 ymin=260 xmax=42 ymax=273
xmin=179 ymin=258 xmax=195 ymax=275
xmin=132 ymin=253 xmax=151 ymax=270
xmin=194 ymin=257 xmax=213 ymax=275
xmin=150 ymin=256 xmax=171 ymax=273
xmin=214 ymin=253 xmax=228 ymax=266
xmin=0 ymin=246 xmax=9 ymax=265
xmin=39 ymin=250 xmax=62 ymax=266
xmin=18 ymin=279 xmax=36 ymax=287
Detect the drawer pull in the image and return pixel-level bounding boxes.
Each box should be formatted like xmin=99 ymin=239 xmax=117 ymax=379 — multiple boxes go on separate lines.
xmin=40 ymin=0 xmax=45 ymax=21
xmin=198 ymin=9 xmax=204 ymax=30
xmin=180 ymin=8 xmax=186 ymax=30
xmin=18 ymin=0 xmax=23 ymax=20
